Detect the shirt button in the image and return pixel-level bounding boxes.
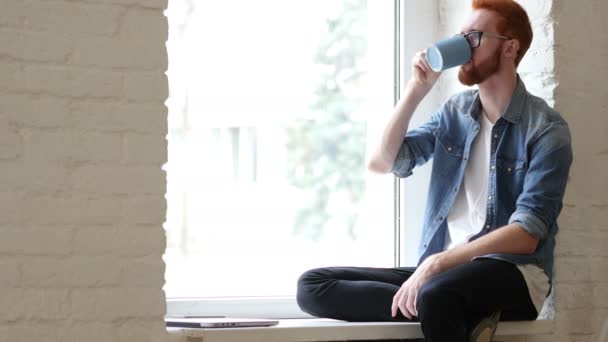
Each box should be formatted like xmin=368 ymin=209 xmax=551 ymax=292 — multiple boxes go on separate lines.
xmin=488 ymin=196 xmax=493 ymax=200
xmin=486 ymin=225 xmax=491 ymax=229
xmin=447 ymin=147 xmax=452 ymax=152
xmin=490 ymin=165 xmax=495 ymax=170
xmin=493 ymin=134 xmax=498 ymax=138
xmin=507 ymin=167 xmax=512 ymax=172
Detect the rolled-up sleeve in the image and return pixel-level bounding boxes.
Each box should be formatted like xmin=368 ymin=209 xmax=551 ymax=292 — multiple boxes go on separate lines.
xmin=391 ymin=141 xmax=415 ymax=177
xmin=391 ymin=110 xmax=442 ymax=178
xmin=509 ymin=122 xmax=573 ymax=240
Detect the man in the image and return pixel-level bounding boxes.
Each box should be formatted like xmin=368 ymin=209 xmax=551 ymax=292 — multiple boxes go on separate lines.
xmin=296 ymin=1 xmax=572 ymax=341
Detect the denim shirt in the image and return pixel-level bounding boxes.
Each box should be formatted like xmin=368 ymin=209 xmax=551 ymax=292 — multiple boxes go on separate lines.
xmin=392 ymin=76 xmax=572 ymax=283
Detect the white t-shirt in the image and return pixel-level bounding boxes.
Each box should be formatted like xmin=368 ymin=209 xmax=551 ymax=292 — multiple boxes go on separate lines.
xmin=444 ymin=109 xmax=549 ymax=315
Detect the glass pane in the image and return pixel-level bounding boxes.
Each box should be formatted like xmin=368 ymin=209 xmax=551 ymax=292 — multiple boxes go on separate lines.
xmin=164 ymin=0 xmax=396 ymax=298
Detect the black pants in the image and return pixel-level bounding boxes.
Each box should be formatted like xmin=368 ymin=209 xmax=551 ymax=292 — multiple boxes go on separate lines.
xmin=296 ymin=258 xmax=538 ymax=342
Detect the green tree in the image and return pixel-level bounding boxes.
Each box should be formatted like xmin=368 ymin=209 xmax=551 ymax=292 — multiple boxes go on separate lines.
xmin=286 ymin=0 xmax=368 ymax=241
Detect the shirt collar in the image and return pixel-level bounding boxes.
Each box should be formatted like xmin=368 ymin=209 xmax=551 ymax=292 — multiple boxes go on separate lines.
xmin=467 ymin=75 xmax=527 ymax=124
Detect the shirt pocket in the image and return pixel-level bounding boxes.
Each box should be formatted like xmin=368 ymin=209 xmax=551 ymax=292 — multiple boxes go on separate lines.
xmin=496 ymin=157 xmax=527 ymax=201
xmin=496 ymin=157 xmax=527 ymax=174
xmin=433 ymin=127 xmax=464 ymax=158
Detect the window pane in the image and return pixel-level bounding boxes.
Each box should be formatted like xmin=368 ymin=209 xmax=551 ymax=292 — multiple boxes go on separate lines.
xmin=164 ymin=0 xmax=396 ymax=298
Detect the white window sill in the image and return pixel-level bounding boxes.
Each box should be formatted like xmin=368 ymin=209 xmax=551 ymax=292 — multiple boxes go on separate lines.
xmin=166 ymin=318 xmax=554 ymax=342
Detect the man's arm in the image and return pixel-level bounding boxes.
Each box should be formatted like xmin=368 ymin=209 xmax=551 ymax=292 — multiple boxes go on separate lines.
xmin=392 ymin=223 xmax=538 ymax=319
xmin=433 ymin=224 xmax=538 ymax=272
xmin=367 ymin=51 xmax=440 ymax=174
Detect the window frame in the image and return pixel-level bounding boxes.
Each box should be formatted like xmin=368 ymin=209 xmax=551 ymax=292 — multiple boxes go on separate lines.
xmin=164 ymin=0 xmax=441 ymax=319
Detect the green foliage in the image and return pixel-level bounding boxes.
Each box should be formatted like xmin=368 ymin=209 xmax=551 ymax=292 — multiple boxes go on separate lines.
xmin=286 ymin=0 xmax=368 ymax=241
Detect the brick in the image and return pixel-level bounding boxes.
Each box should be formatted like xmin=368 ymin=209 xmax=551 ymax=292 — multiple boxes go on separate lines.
xmin=124 ymin=71 xmax=168 ymax=102
xmin=19 ymin=289 xmax=71 ymax=320
xmin=0 ymin=94 xmax=70 ymax=128
xmin=25 ymin=65 xmax=122 ymax=98
xmin=27 ymin=197 xmax=121 ymax=225
xmin=70 ymin=288 xmax=165 ymax=320
xmin=0 ymin=0 xmax=23 ymax=27
xmin=0 ymin=322 xmax=60 ymax=342
xmin=74 ymin=224 xmax=165 ymax=257
xmin=0 ymin=28 xmax=72 ymax=62
xmin=0 ymin=62 xmax=24 ymax=90
xmin=69 ymin=100 xmax=166 ymax=133
xmin=57 ymin=322 xmax=117 ymax=342
xmin=593 ymin=284 xmax=608 ymax=308
xmin=83 ymin=0 xmax=167 ymax=9
xmin=0 ymin=192 xmax=24 ymax=224
xmin=72 ymin=165 xmax=166 ymax=195
xmin=0 ymin=226 xmax=72 ymax=256
xmin=116 ymin=319 xmax=168 ymax=342
xmin=555 ymin=309 xmax=595 ymax=334
xmin=558 ymin=203 xmax=593 ymax=232
xmin=115 ymin=225 xmax=165 ymax=257
xmin=23 ymin=0 xmax=122 ymax=36
xmin=0 ymin=119 xmax=23 ymax=160
xmin=589 ymin=257 xmax=608 ymax=283
xmin=123 ymin=133 xmax=167 ymax=165
xmin=120 ymin=8 xmax=168 ymax=42
xmin=119 ymin=257 xmax=164 ymax=286
xmin=73 ymin=36 xmax=166 ymax=69
xmin=555 ymin=283 xmax=594 ymax=310
xmin=573 ymin=203 xmax=608 ymax=233
xmin=28 ymin=131 xmax=122 ymax=163
xmin=73 ymin=226 xmax=164 ymax=257
xmin=21 ymin=257 xmax=121 ymax=287
xmin=554 ymin=257 xmax=591 ymax=283
xmin=556 ymin=231 xmax=608 ymax=257
xmin=0 ymin=289 xmax=24 ymax=321
xmin=0 ymin=261 xmax=20 ymax=287
xmin=73 ymin=226 xmax=118 ymax=256
xmin=122 ymin=196 xmax=166 ymax=224
xmin=524 ymin=335 xmax=560 ymax=342
xmin=1 ymin=162 xmax=71 ymax=194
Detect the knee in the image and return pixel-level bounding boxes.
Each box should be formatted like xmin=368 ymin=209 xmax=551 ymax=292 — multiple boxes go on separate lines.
xmin=296 ymin=268 xmax=329 ymax=316
xmin=297 ymin=267 xmax=328 ymax=292
xmin=417 ymin=281 xmax=457 ymax=319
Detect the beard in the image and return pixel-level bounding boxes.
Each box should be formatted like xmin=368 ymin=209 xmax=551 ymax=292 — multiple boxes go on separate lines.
xmin=458 ymin=46 xmax=502 ymax=86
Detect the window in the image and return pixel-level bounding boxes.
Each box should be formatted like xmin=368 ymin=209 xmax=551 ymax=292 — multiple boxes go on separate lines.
xmin=164 ymin=0 xmax=423 ymax=317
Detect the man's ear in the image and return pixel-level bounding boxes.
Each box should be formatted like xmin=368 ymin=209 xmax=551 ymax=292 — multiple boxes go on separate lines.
xmin=504 ymin=39 xmax=520 ymax=61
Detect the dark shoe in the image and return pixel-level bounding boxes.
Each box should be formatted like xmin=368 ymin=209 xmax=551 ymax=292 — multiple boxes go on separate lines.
xmin=469 ymin=311 xmax=501 ymax=342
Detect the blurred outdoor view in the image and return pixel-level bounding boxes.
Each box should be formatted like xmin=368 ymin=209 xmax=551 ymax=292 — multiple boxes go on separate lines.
xmin=164 ymin=0 xmax=397 ymax=298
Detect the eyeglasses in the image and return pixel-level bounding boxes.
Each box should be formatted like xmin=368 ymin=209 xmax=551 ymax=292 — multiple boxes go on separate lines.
xmin=460 ymin=31 xmax=511 ymax=48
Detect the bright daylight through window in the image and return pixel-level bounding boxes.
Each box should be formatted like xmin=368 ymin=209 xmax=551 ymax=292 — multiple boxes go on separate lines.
xmin=164 ymin=0 xmax=397 ymax=300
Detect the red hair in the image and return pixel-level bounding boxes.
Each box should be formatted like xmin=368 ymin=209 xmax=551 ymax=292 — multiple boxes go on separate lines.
xmin=472 ymin=0 xmax=533 ymax=66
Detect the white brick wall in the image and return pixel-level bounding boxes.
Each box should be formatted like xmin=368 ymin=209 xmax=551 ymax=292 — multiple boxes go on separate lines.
xmin=437 ymin=1 xmax=608 ymax=341
xmin=546 ymin=0 xmax=608 ymax=340
xmin=0 ymin=0 xmax=168 ymax=341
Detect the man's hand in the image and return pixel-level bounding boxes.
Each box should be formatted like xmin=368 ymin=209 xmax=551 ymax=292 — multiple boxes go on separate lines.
xmin=411 ymin=50 xmax=441 ymax=91
xmin=391 ymin=253 xmax=444 ymax=319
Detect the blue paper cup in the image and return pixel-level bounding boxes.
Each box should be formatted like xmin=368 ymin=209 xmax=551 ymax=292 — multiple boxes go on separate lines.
xmin=426 ymin=35 xmax=472 ymax=72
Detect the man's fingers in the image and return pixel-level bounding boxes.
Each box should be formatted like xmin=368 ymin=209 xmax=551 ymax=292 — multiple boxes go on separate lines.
xmin=399 ymin=289 xmax=412 ymax=319
xmin=391 ymin=288 xmax=402 ymax=317
xmin=412 ymin=292 xmax=419 ymax=317
xmin=406 ymin=288 xmax=417 ymax=318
